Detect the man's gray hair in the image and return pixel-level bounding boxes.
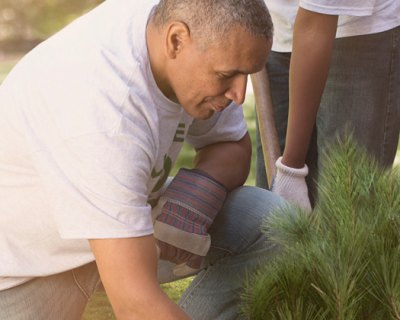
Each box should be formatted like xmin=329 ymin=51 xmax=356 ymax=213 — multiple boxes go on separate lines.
xmin=152 ymin=0 xmax=273 ymax=47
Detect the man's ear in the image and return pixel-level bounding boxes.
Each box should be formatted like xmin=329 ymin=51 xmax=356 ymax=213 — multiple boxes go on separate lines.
xmin=165 ymin=21 xmax=191 ymax=59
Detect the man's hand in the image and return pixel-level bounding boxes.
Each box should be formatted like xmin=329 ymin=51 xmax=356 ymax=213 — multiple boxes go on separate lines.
xmin=154 ymin=168 xmax=227 ymax=276
xmin=272 ymin=157 xmax=312 ymax=213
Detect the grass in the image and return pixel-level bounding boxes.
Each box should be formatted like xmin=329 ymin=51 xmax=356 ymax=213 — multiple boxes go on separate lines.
xmin=83 ymin=278 xmax=194 ymax=320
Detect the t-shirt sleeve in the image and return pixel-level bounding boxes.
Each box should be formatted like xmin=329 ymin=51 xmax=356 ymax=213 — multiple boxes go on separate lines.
xmin=299 ymin=0 xmax=376 ymax=16
xmin=185 ymin=102 xmax=248 ymax=149
xmin=33 ymin=125 xmax=156 ymax=240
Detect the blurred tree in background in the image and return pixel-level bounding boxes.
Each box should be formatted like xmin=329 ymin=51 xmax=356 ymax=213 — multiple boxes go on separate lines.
xmin=0 ymin=0 xmax=103 ymax=53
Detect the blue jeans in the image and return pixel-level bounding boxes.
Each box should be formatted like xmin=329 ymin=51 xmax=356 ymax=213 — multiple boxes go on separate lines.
xmin=0 ymin=186 xmax=284 ymax=320
xmin=256 ymin=26 xmax=400 ymax=201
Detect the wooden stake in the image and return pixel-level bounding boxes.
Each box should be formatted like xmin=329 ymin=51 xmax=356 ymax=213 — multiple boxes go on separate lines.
xmin=251 ymin=67 xmax=281 ymax=187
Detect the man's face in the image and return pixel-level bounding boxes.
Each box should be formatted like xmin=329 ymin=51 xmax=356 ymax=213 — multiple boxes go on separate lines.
xmin=168 ymin=26 xmax=271 ymax=120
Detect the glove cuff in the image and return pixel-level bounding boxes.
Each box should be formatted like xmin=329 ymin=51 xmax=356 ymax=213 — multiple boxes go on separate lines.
xmin=275 ymin=157 xmax=308 ymax=178
xmin=154 ymin=222 xmax=211 ymax=256
xmin=189 ymin=168 xmax=227 ymax=191
xmin=161 ymin=168 xmax=227 ymax=224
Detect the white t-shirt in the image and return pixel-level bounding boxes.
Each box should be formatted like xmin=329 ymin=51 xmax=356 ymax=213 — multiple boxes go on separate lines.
xmin=0 ymin=0 xmax=247 ymax=290
xmin=266 ymin=0 xmax=400 ymax=52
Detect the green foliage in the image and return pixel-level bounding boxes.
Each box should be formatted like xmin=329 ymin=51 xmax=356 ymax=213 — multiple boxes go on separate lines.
xmin=0 ymin=0 xmax=103 ymax=44
xmin=242 ymin=136 xmax=400 ymax=320
xmin=0 ymin=57 xmax=19 ymax=83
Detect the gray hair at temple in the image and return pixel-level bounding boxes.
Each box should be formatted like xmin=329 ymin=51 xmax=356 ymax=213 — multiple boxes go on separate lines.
xmin=152 ymin=0 xmax=273 ymax=48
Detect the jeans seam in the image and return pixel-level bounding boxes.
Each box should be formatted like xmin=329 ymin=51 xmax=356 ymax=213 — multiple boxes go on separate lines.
xmin=210 ymin=245 xmax=234 ymax=255
xmin=179 ymin=267 xmax=209 ymax=308
xmin=72 ymin=270 xmax=90 ymax=300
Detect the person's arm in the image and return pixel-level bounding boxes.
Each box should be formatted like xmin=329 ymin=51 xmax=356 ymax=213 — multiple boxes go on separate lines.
xmin=193 ymin=132 xmax=252 ymax=190
xmin=89 ymin=236 xmax=190 ymax=320
xmin=153 ymin=133 xmax=251 ymax=276
xmin=271 ymin=8 xmax=338 ymax=211
xmin=282 ymin=8 xmax=338 ymax=168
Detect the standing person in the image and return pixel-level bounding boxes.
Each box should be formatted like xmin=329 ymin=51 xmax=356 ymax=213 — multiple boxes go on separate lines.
xmin=0 ymin=0 xmax=280 ymax=319
xmin=255 ymin=1 xmax=298 ymax=190
xmin=257 ymin=0 xmax=400 ymax=211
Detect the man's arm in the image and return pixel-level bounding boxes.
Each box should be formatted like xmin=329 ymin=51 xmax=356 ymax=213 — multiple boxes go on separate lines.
xmin=193 ymin=132 xmax=252 ymax=190
xmin=153 ymin=133 xmax=250 ymax=276
xmin=89 ymin=236 xmax=190 ymax=320
xmin=282 ymin=8 xmax=338 ymax=168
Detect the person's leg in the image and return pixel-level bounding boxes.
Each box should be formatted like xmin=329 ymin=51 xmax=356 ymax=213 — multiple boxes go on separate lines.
xmin=317 ymin=26 xmax=400 ymax=171
xmin=179 ymin=186 xmax=286 ymax=320
xmin=0 ymin=262 xmax=100 ymax=320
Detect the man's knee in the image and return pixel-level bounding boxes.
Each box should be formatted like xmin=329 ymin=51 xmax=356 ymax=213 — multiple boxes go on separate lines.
xmin=209 ymin=186 xmax=286 ymax=254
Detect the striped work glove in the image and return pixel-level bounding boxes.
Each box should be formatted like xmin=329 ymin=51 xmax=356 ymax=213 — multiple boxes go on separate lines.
xmin=154 ymin=168 xmax=227 ymax=276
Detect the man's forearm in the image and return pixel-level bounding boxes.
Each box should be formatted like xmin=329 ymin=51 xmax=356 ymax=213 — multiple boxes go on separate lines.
xmin=89 ymin=237 xmax=190 ymax=320
xmin=282 ymin=8 xmax=338 ymax=168
xmin=193 ymin=132 xmax=252 ymax=191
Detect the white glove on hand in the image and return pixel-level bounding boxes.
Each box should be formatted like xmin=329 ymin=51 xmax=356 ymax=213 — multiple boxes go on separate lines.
xmin=272 ymin=157 xmax=312 ymax=213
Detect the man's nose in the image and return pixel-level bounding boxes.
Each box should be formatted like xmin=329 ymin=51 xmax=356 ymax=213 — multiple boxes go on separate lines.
xmin=224 ymin=74 xmax=247 ymax=105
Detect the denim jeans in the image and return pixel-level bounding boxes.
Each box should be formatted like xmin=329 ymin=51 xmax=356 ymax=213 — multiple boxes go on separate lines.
xmin=0 ymin=186 xmax=284 ymax=320
xmin=256 ymin=26 xmax=400 ymax=201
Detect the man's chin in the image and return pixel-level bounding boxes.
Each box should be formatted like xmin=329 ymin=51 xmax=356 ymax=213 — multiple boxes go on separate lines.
xmin=182 ymin=102 xmax=216 ymax=120
xmin=196 ymin=110 xmax=215 ymax=120
xmin=186 ymin=107 xmax=215 ymax=120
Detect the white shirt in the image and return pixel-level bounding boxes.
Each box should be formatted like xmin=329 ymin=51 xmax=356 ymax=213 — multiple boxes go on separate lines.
xmin=266 ymin=0 xmax=400 ymax=52
xmin=0 ymin=0 xmax=247 ymax=290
